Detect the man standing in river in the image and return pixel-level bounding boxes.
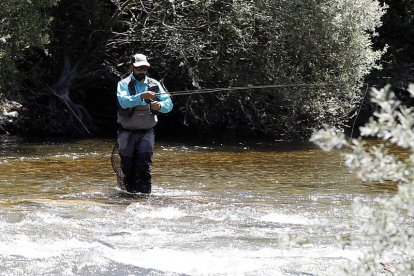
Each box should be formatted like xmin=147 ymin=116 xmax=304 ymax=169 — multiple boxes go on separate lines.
xmin=117 ymin=53 xmax=173 ymax=194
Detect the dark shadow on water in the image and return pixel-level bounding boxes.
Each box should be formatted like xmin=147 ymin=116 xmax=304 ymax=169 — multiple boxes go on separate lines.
xmin=75 ymin=261 xmax=191 ymax=276
xmin=111 ymin=191 xmax=151 ymax=200
xmin=284 ymin=270 xmax=317 ymax=276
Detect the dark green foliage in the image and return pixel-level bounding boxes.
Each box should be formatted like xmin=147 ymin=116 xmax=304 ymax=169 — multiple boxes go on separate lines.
xmin=0 ymin=0 xmax=391 ymax=139
xmin=367 ymin=0 xmax=414 ymax=99
xmin=108 ymin=0 xmax=386 ymax=139
xmin=0 ymin=0 xmax=57 ymax=99
xmin=15 ymin=0 xmax=115 ymax=137
xmin=48 ymin=0 xmax=113 ymax=62
xmin=376 ymin=0 xmax=414 ymax=63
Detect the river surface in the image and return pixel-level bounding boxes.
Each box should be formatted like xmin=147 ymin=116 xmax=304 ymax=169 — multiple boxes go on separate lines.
xmin=0 ymin=135 xmax=397 ymax=275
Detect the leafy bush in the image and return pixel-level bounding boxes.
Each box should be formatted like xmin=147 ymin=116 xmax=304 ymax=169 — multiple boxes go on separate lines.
xmin=108 ymin=0 xmax=386 ymax=139
xmin=311 ymin=84 xmax=414 ymax=274
xmin=0 ymin=0 xmax=58 ymax=99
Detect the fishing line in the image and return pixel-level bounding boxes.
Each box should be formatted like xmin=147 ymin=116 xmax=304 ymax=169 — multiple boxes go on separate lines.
xmin=349 ymin=84 xmax=370 ymax=142
xmin=159 ymin=82 xmax=344 ymax=97
xmin=335 ymin=84 xmax=370 ymax=189
xmin=112 ymin=81 xmax=346 ymax=179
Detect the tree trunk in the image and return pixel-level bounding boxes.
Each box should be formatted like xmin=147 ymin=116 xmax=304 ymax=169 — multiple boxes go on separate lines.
xmin=46 ymin=56 xmax=93 ymax=136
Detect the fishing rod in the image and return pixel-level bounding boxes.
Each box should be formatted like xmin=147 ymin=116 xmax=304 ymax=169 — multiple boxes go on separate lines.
xmin=112 ymin=81 xmax=345 ymax=178
xmin=159 ymin=82 xmax=343 ymax=97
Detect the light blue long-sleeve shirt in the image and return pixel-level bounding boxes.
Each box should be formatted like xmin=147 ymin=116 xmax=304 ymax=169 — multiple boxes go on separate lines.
xmin=117 ymin=74 xmax=173 ymax=113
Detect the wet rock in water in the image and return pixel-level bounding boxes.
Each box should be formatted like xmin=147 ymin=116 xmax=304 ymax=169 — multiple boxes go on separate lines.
xmin=0 ymin=100 xmax=23 ymax=134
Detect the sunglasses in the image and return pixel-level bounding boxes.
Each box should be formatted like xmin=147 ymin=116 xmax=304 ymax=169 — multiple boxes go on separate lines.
xmin=133 ymin=66 xmax=149 ymax=71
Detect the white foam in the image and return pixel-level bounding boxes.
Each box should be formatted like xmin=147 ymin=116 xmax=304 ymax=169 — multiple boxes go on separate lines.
xmin=126 ymin=205 xmax=186 ymax=220
xmin=106 ymin=246 xmax=356 ymax=275
xmin=201 ymin=209 xmax=242 ymax=222
xmin=0 ymin=237 xmax=96 ymax=259
xmin=153 ymin=188 xmax=200 ymax=197
xmin=107 ymin=248 xmax=267 ymax=275
xmin=260 ymin=213 xmax=316 ymax=225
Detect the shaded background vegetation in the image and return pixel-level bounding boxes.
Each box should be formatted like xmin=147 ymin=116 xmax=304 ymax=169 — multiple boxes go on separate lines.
xmin=0 ymin=0 xmax=412 ymax=141
xmin=368 ymin=0 xmax=414 ymax=95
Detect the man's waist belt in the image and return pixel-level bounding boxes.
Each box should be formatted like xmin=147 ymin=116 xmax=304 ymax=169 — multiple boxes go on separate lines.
xmin=118 ymin=125 xmax=151 ymax=133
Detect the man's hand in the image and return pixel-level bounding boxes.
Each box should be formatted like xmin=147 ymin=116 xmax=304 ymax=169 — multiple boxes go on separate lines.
xmin=140 ymin=91 xmax=157 ymax=100
xmin=150 ymin=101 xmax=161 ymax=111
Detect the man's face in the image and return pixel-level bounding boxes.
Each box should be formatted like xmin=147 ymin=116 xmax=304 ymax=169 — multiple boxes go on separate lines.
xmin=133 ymin=66 xmax=149 ymax=74
xmin=133 ymin=66 xmax=149 ymax=81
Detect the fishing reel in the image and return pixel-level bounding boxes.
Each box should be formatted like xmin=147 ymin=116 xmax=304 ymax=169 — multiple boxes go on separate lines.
xmin=145 ymin=84 xmax=160 ymax=114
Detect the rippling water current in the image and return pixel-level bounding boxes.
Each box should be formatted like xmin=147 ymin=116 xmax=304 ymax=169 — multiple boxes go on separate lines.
xmin=0 ymin=136 xmax=397 ymax=275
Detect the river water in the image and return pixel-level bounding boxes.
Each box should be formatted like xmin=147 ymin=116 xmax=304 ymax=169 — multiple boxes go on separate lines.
xmin=0 ymin=135 xmax=397 ymax=275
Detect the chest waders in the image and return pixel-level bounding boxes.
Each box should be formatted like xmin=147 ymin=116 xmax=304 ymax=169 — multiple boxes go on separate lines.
xmin=117 ymin=78 xmax=160 ymax=130
xmin=117 ymin=78 xmax=158 ymax=194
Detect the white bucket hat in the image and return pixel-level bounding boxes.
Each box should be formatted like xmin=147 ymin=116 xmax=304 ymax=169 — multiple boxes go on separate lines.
xmin=132 ymin=54 xmax=150 ymax=67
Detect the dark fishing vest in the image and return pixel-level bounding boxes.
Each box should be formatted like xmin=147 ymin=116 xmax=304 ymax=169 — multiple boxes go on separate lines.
xmin=117 ymin=77 xmax=159 ymax=130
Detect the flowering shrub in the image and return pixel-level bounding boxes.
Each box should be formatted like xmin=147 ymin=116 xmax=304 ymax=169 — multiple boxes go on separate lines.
xmin=311 ymin=84 xmax=414 ymax=274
